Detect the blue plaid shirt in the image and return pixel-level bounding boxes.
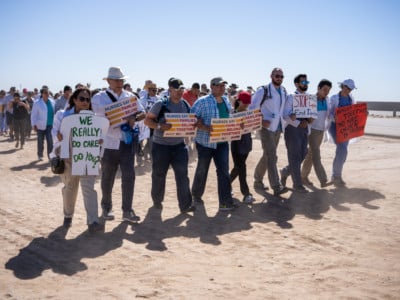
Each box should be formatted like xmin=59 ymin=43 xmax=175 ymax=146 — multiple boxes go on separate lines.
xmin=190 ymin=94 xmax=232 ymax=149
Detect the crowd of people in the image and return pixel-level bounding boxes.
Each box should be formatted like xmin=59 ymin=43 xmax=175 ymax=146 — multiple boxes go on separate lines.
xmin=0 ymin=66 xmax=364 ymax=233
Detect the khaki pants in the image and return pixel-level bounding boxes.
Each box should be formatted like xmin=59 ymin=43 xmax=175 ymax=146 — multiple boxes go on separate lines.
xmin=61 ymin=160 xmax=99 ymax=225
xmin=254 ymin=128 xmax=282 ymax=190
xmin=301 ymin=128 xmax=328 ymax=184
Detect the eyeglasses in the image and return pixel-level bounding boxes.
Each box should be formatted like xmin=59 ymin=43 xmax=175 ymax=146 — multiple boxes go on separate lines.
xmin=274 ymin=75 xmax=284 ymax=79
xmin=78 ymin=96 xmax=91 ymax=103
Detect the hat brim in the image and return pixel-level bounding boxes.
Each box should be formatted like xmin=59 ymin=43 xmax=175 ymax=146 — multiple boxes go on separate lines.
xmin=103 ymin=76 xmax=129 ymax=80
xmin=338 ymin=82 xmax=356 ymax=90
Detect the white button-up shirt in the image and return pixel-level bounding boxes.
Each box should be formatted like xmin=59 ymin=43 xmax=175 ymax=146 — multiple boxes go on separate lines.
xmin=92 ymin=88 xmax=144 ymax=150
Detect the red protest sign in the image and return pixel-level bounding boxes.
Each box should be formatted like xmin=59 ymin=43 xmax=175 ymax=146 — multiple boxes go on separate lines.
xmin=335 ymin=103 xmax=368 ymax=143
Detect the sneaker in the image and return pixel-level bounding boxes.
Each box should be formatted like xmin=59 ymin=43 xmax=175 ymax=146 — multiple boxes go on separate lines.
xmin=102 ymin=209 xmax=115 ymax=221
xmin=253 ymin=181 xmax=269 ymax=190
xmin=293 ymin=185 xmax=309 ymax=193
xmin=332 ymin=176 xmax=346 ymax=187
xmin=243 ymin=194 xmax=256 ymax=204
xmin=122 ymin=210 xmax=140 ymax=223
xmin=302 ymin=177 xmax=313 ymax=186
xmin=63 ymin=217 xmax=72 ymax=228
xmin=38 ymin=156 xmax=44 ymax=161
xmin=219 ymin=203 xmax=238 ymax=212
xmin=181 ymin=205 xmax=196 ymax=214
xmin=15 ymin=141 xmax=19 ymax=148
xmin=273 ymin=186 xmax=289 ymax=196
xmin=320 ymin=181 xmax=333 ymax=188
xmin=88 ymin=222 xmax=104 ymax=233
xmin=280 ymin=169 xmax=288 ymax=187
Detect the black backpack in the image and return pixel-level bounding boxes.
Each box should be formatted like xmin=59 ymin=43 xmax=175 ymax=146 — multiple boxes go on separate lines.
xmin=155 ymin=97 xmax=190 ymax=122
xmin=259 ymin=85 xmax=287 ymax=107
xmin=150 ymin=97 xmax=190 ymax=136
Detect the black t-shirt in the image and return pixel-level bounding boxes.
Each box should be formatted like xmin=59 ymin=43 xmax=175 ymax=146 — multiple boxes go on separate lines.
xmin=13 ymin=101 xmax=29 ymax=120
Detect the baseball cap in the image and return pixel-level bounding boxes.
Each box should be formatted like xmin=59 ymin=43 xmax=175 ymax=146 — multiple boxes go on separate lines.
xmin=210 ymin=77 xmax=227 ymax=86
xmin=170 ymin=78 xmax=185 ymax=89
xmin=237 ymin=91 xmax=252 ymax=104
xmin=340 ymin=79 xmax=356 ymax=90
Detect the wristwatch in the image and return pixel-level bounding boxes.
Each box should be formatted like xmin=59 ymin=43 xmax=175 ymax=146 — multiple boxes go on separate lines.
xmin=157 ymin=123 xmax=161 ymax=130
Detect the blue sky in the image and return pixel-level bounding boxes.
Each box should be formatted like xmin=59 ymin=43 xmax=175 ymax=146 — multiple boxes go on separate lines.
xmin=1 ymin=0 xmax=399 ymax=101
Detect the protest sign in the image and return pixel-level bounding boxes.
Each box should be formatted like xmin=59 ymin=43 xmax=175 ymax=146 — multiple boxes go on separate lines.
xmin=163 ymin=113 xmax=197 ymax=137
xmin=104 ymin=96 xmax=139 ymax=127
xmin=209 ymin=110 xmax=261 ymax=143
xmin=233 ymin=109 xmax=262 ymax=133
xmin=293 ymin=94 xmax=318 ymax=118
xmin=59 ymin=111 xmax=109 ymax=175
xmin=335 ymin=103 xmax=368 ymax=143
xmin=210 ymin=118 xmax=242 ymax=143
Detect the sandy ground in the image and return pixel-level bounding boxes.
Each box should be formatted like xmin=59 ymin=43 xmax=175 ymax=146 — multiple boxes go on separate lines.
xmin=0 ymin=128 xmax=399 ymax=299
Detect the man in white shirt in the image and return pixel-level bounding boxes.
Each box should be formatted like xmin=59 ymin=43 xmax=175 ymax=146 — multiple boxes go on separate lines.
xmin=92 ymin=67 xmax=145 ymax=223
xmin=249 ymin=68 xmax=289 ymax=196
xmin=30 ymin=87 xmax=55 ymax=160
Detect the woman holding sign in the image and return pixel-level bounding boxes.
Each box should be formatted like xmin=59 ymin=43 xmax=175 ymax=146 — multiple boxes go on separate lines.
xmin=52 ymin=87 xmax=104 ymax=233
xmin=328 ymin=79 xmax=363 ymax=187
xmin=229 ymin=91 xmax=255 ymax=204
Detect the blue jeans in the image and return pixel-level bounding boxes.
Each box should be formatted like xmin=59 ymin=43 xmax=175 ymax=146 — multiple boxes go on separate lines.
xmin=282 ymin=125 xmax=308 ymax=188
xmin=0 ymin=112 xmax=5 ymax=132
xmin=329 ymin=122 xmax=349 ymax=178
xmin=151 ymin=142 xmax=192 ymax=211
xmin=37 ymin=125 xmax=53 ymax=159
xmin=101 ymin=141 xmax=136 ymax=212
xmin=192 ymin=142 xmax=233 ymax=206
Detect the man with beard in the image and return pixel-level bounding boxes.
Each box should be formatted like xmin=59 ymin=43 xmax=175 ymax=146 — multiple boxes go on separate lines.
xmin=281 ymin=74 xmax=314 ymax=193
xmin=249 ymin=68 xmax=289 ymax=196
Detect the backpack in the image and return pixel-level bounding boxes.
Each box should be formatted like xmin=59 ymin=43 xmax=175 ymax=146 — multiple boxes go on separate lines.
xmin=150 ymin=97 xmax=190 ymax=136
xmin=259 ymin=85 xmax=287 ymax=107
xmin=155 ymin=97 xmax=190 ymax=122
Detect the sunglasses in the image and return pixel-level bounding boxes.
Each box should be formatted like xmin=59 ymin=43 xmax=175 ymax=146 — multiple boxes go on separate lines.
xmin=274 ymin=75 xmax=284 ymax=79
xmin=78 ymin=96 xmax=91 ymax=103
xmin=149 ymin=88 xmax=157 ymax=92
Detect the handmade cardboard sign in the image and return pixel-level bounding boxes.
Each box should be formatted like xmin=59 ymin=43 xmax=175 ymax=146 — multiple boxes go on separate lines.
xmin=59 ymin=111 xmax=109 ymax=175
xmin=163 ymin=113 xmax=197 ymax=137
xmin=104 ymin=96 xmax=139 ymax=127
xmin=293 ymin=94 xmax=318 ymax=118
xmin=335 ymin=103 xmax=368 ymax=143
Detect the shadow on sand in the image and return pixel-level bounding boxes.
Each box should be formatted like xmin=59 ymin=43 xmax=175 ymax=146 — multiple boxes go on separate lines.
xmin=5 ymin=186 xmax=383 ymax=279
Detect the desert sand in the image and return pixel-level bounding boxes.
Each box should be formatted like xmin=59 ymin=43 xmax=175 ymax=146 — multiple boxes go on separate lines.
xmin=1 ymin=129 xmax=399 ymax=299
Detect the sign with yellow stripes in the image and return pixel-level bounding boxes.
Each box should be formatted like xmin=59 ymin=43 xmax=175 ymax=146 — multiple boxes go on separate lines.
xmin=104 ymin=96 xmax=139 ymax=127
xmin=163 ymin=113 xmax=197 ymax=137
xmin=209 ymin=109 xmax=262 ymax=143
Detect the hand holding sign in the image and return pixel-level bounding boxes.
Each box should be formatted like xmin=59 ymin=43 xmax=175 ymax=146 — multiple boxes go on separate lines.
xmin=59 ymin=111 xmax=109 ymax=175
xmin=335 ymin=103 xmax=368 ymax=143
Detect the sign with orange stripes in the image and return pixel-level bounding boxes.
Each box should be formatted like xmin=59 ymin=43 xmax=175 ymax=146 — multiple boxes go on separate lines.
xmin=163 ymin=113 xmax=197 ymax=137
xmin=104 ymin=96 xmax=139 ymax=127
xmin=209 ymin=109 xmax=262 ymax=143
